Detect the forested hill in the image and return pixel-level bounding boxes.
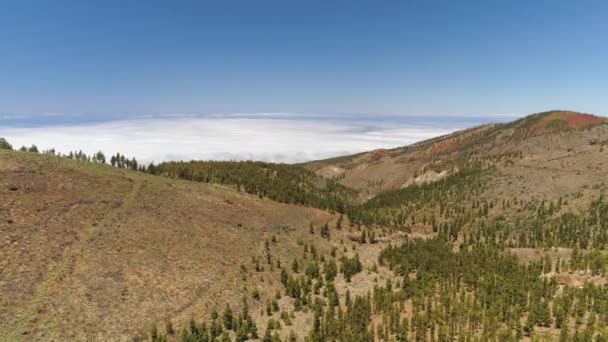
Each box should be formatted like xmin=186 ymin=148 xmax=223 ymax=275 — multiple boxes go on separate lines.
xmin=147 ymin=160 xmax=356 ymax=213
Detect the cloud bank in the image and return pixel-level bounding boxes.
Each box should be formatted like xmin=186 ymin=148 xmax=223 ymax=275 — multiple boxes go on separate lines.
xmin=0 ymin=116 xmax=466 ymax=163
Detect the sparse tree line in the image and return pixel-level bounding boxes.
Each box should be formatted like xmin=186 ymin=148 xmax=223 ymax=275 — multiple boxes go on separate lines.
xmin=0 ymin=137 xmax=356 ymax=213
xmin=0 ymin=137 xmax=140 ymax=170
xmin=145 ymin=160 xmax=355 ymax=213
xmin=146 ymin=301 xmax=259 ymax=342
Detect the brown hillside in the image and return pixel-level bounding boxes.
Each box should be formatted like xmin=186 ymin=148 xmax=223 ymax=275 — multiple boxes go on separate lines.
xmin=518 ymin=110 xmax=606 ymax=130
xmin=304 ymin=111 xmax=607 ymax=194
xmin=0 ymin=150 xmax=335 ymax=341
xmin=543 ymin=111 xmax=605 ymax=129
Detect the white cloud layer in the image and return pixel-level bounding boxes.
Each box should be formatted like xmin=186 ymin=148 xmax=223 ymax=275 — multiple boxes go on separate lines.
xmin=0 ymin=117 xmax=462 ymax=163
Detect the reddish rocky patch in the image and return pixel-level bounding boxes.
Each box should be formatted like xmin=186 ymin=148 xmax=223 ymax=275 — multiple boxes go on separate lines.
xmin=563 ymin=112 xmax=606 ymax=129
xmin=366 ymin=149 xmax=388 ymax=163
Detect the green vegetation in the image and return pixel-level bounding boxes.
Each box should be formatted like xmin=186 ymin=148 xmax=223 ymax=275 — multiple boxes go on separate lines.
xmin=460 ymin=196 xmax=608 ymax=249
xmin=348 ymin=162 xmax=491 ymax=228
xmin=377 ymin=237 xmax=608 ymax=340
xmin=340 ymin=254 xmax=362 ymax=282
xmin=151 ymin=303 xmax=259 ymax=342
xmin=146 ymin=160 xmax=355 ymax=213
xmin=0 ymin=137 xmax=12 ymax=150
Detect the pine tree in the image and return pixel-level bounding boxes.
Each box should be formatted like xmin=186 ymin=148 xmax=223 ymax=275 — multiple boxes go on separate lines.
xmin=95 ymin=151 xmax=106 ymax=164
xmin=164 ymin=319 xmax=174 ymax=336
xmin=0 ymin=138 xmax=12 ymax=150
xmin=223 ymin=305 xmax=234 ymax=330
xmin=336 ymin=215 xmax=343 ymax=230
xmin=321 ymin=223 xmax=330 ymax=239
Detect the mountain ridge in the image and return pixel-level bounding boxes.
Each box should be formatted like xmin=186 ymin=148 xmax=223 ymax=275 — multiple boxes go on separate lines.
xmin=303 ymin=110 xmax=607 ymax=193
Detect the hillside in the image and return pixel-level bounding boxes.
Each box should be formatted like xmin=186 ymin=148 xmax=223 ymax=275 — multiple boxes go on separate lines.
xmin=304 ymin=110 xmax=608 ymax=195
xmin=2 ymin=110 xmax=608 ymax=341
xmin=146 ymin=160 xmax=355 ymax=213
xmin=0 ymin=150 xmax=338 ymax=340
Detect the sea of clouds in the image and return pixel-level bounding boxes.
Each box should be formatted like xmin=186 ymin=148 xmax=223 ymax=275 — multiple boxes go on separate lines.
xmin=0 ymin=114 xmax=499 ymax=164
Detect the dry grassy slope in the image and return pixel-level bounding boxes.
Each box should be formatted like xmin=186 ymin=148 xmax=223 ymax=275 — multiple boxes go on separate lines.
xmin=304 ymin=111 xmax=608 ymax=196
xmin=0 ymin=150 xmax=335 ymax=341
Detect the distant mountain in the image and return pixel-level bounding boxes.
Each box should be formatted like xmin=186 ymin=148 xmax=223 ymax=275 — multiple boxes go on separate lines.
xmin=304 ymin=110 xmax=607 ymax=193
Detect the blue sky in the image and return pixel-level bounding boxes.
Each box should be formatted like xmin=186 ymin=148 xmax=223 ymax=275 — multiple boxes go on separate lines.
xmin=1 ymin=0 xmax=606 ymax=119
xmin=0 ymin=1 xmax=606 ymax=162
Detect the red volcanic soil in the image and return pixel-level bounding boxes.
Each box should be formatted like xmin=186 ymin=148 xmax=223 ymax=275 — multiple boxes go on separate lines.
xmin=366 ymin=149 xmax=388 ymax=162
xmin=563 ymin=113 xmax=606 ymax=129
xmin=544 ymin=111 xmax=607 ymax=129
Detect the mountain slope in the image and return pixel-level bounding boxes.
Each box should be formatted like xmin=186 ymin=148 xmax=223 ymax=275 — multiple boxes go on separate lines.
xmin=0 ymin=150 xmax=335 ymax=340
xmin=304 ymin=110 xmax=608 ymax=195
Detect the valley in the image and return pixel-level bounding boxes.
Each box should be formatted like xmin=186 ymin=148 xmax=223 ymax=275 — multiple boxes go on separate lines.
xmin=2 ymin=111 xmax=608 ymax=341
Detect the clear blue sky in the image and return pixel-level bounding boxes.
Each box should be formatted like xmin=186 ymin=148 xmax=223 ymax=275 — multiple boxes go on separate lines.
xmin=1 ymin=0 xmax=606 ymax=120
